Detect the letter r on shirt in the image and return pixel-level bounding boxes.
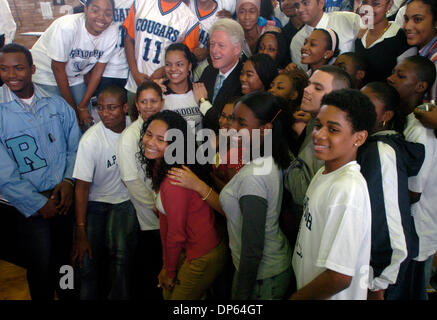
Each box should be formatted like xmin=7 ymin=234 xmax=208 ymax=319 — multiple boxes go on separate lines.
xmin=6 ymin=135 xmax=47 ymax=173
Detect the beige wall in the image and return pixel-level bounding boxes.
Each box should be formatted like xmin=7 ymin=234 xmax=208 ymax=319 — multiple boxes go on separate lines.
xmin=7 ymin=0 xmax=82 ymax=49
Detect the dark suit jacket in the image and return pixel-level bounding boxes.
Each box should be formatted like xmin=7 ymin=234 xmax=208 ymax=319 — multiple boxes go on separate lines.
xmin=198 ymin=59 xmax=243 ymax=132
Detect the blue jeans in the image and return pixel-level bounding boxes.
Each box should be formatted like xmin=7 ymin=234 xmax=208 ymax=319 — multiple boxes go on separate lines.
xmin=37 ymin=83 xmax=95 ymax=131
xmin=77 ymin=200 xmax=139 ymax=300
xmin=94 ymin=77 xmax=127 ymax=98
xmin=37 ymin=83 xmax=86 ymax=108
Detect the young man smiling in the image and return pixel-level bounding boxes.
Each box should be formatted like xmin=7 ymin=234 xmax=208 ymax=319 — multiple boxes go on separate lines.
xmin=285 ymin=65 xmax=352 ymax=209
xmin=71 ymin=85 xmax=139 ymax=300
xmin=291 ymin=89 xmax=375 ymax=300
xmin=0 ymin=44 xmax=81 ymax=300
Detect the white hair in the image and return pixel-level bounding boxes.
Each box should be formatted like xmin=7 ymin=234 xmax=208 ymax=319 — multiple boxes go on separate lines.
xmin=210 ymin=18 xmax=245 ymax=49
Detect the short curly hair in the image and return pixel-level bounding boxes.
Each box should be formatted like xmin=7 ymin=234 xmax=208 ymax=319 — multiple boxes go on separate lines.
xmin=321 ymin=89 xmax=376 ymax=134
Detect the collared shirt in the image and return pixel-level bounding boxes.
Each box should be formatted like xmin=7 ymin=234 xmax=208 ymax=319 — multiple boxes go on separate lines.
xmin=419 ymin=35 xmax=437 ymax=58
xmin=0 ymin=83 xmax=51 ymax=108
xmin=199 ymin=59 xmax=240 ymax=115
xmin=290 ymin=11 xmax=361 ymax=70
xmin=217 ymin=58 xmax=240 ymax=84
xmin=356 ymin=22 xmax=417 ymax=83
xmin=0 ymin=83 xmax=81 ymax=217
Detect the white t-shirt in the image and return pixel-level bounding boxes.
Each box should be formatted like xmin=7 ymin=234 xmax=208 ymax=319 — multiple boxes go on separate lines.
xmin=404 ymin=113 xmax=437 ymax=261
xmin=292 ymin=161 xmax=372 ymax=300
xmin=290 ymin=12 xmax=361 ymax=70
xmin=73 ymin=121 xmax=129 ymax=204
xmin=219 ymin=156 xmax=292 ymax=279
xmin=31 ymin=13 xmax=118 ymax=86
xmin=116 ymin=117 xmax=159 ymax=230
xmin=0 ymin=0 xmax=16 ymax=44
xmin=163 ymin=90 xmax=203 ymax=133
xmin=102 ymin=0 xmax=133 ymax=79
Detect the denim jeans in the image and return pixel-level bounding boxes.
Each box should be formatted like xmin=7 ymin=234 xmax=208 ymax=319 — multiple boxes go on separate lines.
xmin=37 ymin=83 xmax=95 ymax=130
xmin=37 ymin=83 xmax=86 ymax=108
xmin=77 ymin=200 xmax=139 ymax=300
xmin=94 ymin=77 xmax=127 ymax=98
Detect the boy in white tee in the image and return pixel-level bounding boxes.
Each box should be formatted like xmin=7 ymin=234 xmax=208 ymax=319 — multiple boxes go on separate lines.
xmin=291 ymin=89 xmax=375 ymax=300
xmin=71 ymin=85 xmax=138 ymax=300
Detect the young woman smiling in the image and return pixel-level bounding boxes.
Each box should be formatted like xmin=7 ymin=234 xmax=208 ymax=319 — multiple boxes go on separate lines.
xmin=30 ymin=0 xmax=118 ymax=130
xmin=404 ymin=0 xmax=437 ymax=100
xmin=116 ymin=81 xmax=165 ymax=300
xmin=138 ymin=110 xmax=226 ymax=300
xmin=240 ymin=53 xmax=278 ymax=95
xmin=159 ymin=43 xmax=203 ymax=133
xmin=166 ymin=92 xmax=295 ymax=300
xmin=355 ymin=0 xmax=417 ymax=83
xmin=301 ymin=28 xmax=340 ymax=76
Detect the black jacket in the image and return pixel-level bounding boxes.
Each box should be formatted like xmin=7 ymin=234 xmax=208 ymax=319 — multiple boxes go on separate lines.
xmin=358 ymin=133 xmax=424 ymax=283
xmin=198 ymin=59 xmax=243 ymax=133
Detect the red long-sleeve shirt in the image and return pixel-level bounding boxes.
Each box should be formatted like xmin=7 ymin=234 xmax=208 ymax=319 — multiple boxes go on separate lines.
xmin=159 ymin=176 xmax=221 ymax=279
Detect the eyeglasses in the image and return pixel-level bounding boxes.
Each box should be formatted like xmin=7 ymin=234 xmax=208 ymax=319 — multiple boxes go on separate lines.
xmin=95 ymin=104 xmax=122 ymax=112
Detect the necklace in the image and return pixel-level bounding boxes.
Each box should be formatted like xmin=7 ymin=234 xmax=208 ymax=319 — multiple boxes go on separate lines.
xmin=381 ymin=21 xmax=390 ymax=35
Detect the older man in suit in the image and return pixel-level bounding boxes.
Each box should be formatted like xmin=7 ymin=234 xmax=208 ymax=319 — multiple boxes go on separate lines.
xmin=193 ymin=18 xmax=245 ymax=133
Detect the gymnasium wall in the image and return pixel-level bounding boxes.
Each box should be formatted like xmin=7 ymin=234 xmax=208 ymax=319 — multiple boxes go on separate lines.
xmin=7 ymin=0 xmax=82 ymax=49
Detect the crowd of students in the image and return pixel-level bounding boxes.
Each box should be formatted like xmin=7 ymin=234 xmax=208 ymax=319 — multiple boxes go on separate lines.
xmin=0 ymin=0 xmax=436 ymax=301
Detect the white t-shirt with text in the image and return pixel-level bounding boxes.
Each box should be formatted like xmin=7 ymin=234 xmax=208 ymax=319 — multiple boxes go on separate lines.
xmin=292 ymin=161 xmax=372 ymax=300
xmin=73 ymin=121 xmax=129 ymax=204
xmin=31 ymin=13 xmax=118 ymax=86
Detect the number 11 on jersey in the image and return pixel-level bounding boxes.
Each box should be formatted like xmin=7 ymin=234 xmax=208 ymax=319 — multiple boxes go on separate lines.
xmin=143 ymin=38 xmax=162 ymax=64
